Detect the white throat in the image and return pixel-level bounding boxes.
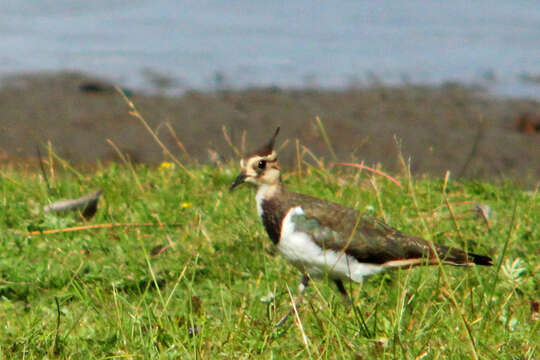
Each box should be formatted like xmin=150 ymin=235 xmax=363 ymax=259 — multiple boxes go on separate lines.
xmin=255 ymin=184 xmax=279 ymax=217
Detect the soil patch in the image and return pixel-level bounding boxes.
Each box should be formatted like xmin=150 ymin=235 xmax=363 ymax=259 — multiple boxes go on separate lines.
xmin=0 ymin=72 xmax=538 ymax=184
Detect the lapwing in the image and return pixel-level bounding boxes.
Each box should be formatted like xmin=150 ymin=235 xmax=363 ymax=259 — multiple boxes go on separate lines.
xmin=230 ymin=127 xmax=492 ymax=326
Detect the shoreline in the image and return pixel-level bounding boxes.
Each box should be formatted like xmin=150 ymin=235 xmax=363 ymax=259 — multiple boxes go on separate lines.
xmin=0 ymin=71 xmax=538 ymax=184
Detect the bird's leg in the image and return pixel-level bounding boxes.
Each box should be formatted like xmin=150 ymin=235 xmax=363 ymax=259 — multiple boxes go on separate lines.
xmin=334 ymin=279 xmax=353 ymax=306
xmin=334 ymin=279 xmax=371 ymax=337
xmin=276 ymin=274 xmax=309 ymax=327
xmin=335 ymin=279 xmax=372 ymax=338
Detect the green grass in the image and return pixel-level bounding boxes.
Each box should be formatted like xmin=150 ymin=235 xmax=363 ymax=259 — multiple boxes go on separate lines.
xmin=0 ymin=162 xmax=538 ymax=359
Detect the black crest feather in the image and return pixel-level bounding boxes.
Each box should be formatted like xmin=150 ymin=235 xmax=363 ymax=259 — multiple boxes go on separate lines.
xmin=248 ymin=127 xmax=280 ymax=157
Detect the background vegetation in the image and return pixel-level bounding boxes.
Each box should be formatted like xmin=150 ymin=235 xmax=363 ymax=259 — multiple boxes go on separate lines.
xmin=0 ymin=153 xmax=538 ymax=358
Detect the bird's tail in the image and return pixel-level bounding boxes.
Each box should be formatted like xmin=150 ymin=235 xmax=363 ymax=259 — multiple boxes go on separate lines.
xmin=467 ymin=252 xmax=493 ymax=266
xmin=437 ymin=245 xmax=493 ymax=266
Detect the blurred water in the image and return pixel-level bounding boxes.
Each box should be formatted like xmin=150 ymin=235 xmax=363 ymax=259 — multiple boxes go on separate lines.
xmin=1 ymin=0 xmax=539 ymax=97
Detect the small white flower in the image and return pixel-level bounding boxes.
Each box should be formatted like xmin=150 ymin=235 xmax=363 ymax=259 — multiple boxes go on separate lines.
xmin=260 ymin=291 xmax=275 ymax=303
xmin=501 ymin=258 xmax=525 ymax=284
xmin=508 ymin=317 xmax=518 ymax=331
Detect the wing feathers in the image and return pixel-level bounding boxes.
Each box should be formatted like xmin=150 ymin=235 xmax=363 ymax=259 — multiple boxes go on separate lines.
xmin=288 ymin=194 xmax=492 ymax=267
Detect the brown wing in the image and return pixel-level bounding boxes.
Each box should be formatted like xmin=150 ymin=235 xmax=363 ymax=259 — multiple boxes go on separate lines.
xmin=287 ymin=191 xmax=491 ymax=266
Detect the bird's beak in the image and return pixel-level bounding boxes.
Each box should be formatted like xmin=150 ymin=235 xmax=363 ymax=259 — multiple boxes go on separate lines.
xmin=230 ymin=172 xmax=247 ymax=191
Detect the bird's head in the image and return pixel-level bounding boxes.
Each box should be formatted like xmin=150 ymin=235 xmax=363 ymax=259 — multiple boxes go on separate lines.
xmin=230 ymin=127 xmax=281 ymax=190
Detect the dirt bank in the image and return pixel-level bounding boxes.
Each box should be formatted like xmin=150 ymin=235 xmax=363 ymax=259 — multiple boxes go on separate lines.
xmin=0 ymin=72 xmax=538 ymax=184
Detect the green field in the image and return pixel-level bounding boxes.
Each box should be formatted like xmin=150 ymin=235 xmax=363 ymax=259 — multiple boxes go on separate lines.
xmin=0 ymin=160 xmax=538 ymax=359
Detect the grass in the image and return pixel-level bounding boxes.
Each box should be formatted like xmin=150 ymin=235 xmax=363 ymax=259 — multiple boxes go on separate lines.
xmin=0 ymin=159 xmax=538 ymax=359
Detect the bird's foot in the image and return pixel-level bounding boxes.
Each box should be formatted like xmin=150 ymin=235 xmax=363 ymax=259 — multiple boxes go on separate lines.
xmin=275 ymin=309 xmax=293 ymax=327
xmin=275 ymin=295 xmax=304 ymax=327
xmin=275 ymin=275 xmax=309 ymax=327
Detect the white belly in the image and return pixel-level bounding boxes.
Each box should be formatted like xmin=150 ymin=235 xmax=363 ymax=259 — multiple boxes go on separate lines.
xmin=277 ymin=207 xmax=383 ymax=282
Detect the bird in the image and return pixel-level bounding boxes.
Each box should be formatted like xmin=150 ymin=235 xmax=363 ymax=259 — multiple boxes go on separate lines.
xmin=230 ymin=127 xmax=492 ymax=326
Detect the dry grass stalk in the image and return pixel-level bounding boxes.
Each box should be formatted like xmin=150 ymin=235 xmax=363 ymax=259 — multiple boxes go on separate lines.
xmin=221 ymin=125 xmax=241 ymax=157
xmin=25 ymin=222 xmax=182 ymax=235
xmin=165 ymin=122 xmax=194 ymax=163
xmin=315 ymin=116 xmax=337 ymax=161
xmin=115 ymin=87 xmax=194 ymax=177
xmin=331 ymin=161 xmax=402 ymax=188
xmin=106 ymin=139 xmax=145 ymax=193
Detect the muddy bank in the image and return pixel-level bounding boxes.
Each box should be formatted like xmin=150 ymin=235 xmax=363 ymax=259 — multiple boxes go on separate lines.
xmin=0 ymin=72 xmax=538 ymax=183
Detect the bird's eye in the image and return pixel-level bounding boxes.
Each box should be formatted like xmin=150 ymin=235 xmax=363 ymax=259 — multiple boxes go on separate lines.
xmin=258 ymin=160 xmax=266 ymax=169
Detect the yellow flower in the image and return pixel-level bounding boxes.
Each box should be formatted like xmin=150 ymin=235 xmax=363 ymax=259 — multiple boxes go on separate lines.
xmin=181 ymin=202 xmax=193 ymax=208
xmin=160 ymin=162 xmax=174 ymax=169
